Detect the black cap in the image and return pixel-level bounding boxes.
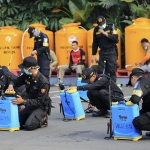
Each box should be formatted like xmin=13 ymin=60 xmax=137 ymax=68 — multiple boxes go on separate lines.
xmin=97 ymin=16 xmax=105 ymax=26
xmin=18 ymin=56 xmax=38 ymax=69
xmin=81 ymin=68 xmax=95 ymax=83
xmin=128 ymin=68 xmax=145 ymax=86
xmin=0 ymin=66 xmax=9 ymax=78
xmin=28 ymin=27 xmax=35 ymax=38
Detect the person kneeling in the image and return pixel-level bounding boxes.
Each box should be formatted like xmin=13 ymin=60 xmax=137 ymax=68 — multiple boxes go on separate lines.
xmin=68 ymin=68 xmax=124 ymax=118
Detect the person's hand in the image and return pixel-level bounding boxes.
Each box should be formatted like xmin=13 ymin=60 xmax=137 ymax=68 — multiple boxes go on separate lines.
xmin=135 ymin=62 xmax=142 ymax=67
xmin=71 ymin=66 xmax=76 ymax=70
xmin=6 ymin=84 xmax=14 ymax=92
xmin=68 ymin=86 xmax=77 ymax=91
xmin=18 ymin=105 xmax=25 ymax=112
xmin=50 ymin=65 xmax=53 ymax=69
xmin=30 ymin=50 xmax=37 ymax=56
xmin=91 ymin=55 xmax=94 ymax=63
xmin=98 ymin=29 xmax=105 ymax=34
xmin=12 ymin=95 xmax=24 ymax=105
xmin=95 ymin=57 xmax=99 ymax=63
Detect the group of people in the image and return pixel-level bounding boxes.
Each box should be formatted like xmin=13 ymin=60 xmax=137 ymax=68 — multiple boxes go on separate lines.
xmin=0 ymin=15 xmax=150 ymax=137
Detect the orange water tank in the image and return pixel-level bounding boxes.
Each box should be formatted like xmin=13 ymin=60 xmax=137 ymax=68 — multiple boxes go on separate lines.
xmin=55 ymin=23 xmax=87 ymax=66
xmin=0 ymin=26 xmax=23 ymax=70
xmin=87 ymin=27 xmax=121 ymax=69
xmin=125 ymin=18 xmax=150 ymax=71
xmin=23 ymin=23 xmax=54 ymax=58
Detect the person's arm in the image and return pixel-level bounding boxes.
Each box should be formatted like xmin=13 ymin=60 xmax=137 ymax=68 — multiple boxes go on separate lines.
xmin=129 ymin=80 xmax=147 ymax=104
xmin=92 ymin=27 xmax=99 ymax=56
xmin=139 ymin=48 xmax=150 ymax=64
xmin=36 ymin=34 xmax=49 ymax=55
xmin=69 ymin=51 xmax=73 ymax=69
xmin=77 ymin=76 xmax=108 ymax=91
xmin=24 ymin=83 xmax=49 ymax=107
xmin=77 ymin=49 xmax=85 ymax=65
xmin=50 ymin=50 xmax=58 ymax=67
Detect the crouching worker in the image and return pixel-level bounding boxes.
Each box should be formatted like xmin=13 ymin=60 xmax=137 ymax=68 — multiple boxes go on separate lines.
xmin=6 ymin=56 xmax=51 ymax=131
xmin=68 ymin=68 xmax=124 ymax=118
xmin=0 ymin=66 xmax=27 ymax=99
xmin=127 ymin=68 xmax=150 ymax=136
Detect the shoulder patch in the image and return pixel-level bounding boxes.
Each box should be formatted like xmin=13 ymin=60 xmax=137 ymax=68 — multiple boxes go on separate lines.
xmin=132 ymin=90 xmax=143 ymax=97
xmin=41 ymin=88 xmax=46 ymax=93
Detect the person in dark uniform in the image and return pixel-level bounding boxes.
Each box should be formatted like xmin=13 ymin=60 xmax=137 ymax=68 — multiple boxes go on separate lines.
xmin=28 ymin=27 xmax=50 ymax=80
xmin=127 ymin=68 xmax=150 ymax=136
xmin=6 ymin=56 xmax=51 ymax=131
xmin=0 ymin=66 xmax=27 ymax=99
xmin=68 ymin=67 xmax=124 ymax=118
xmin=91 ymin=16 xmax=118 ymax=82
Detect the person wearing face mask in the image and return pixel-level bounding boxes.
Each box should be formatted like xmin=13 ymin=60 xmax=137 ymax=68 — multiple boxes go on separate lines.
xmin=127 ymin=68 xmax=150 ymax=137
xmin=68 ymin=67 xmax=124 ymax=118
xmin=6 ymin=56 xmax=51 ymax=130
xmin=54 ymin=41 xmax=86 ymax=85
xmin=28 ymin=27 xmax=50 ymax=80
xmin=135 ymin=38 xmax=150 ymax=78
xmin=91 ymin=16 xmax=118 ymax=82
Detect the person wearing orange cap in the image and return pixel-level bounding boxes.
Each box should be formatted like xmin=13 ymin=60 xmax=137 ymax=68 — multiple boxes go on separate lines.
xmin=91 ymin=15 xmax=118 ymax=82
xmin=135 ymin=38 xmax=150 ymax=78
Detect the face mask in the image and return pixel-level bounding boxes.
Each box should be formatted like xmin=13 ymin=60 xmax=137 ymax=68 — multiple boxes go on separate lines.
xmin=144 ymin=47 xmax=148 ymax=50
xmin=99 ymin=23 xmax=106 ymax=29
xmin=24 ymin=68 xmax=32 ymax=75
xmin=33 ymin=29 xmax=40 ymax=37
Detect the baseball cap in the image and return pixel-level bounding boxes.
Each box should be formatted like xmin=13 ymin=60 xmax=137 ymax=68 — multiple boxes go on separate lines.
xmin=18 ymin=56 xmax=38 ymax=69
xmin=97 ymin=16 xmax=105 ymax=26
xmin=128 ymin=68 xmax=145 ymax=86
xmin=28 ymin=27 xmax=35 ymax=38
xmin=81 ymin=68 xmax=95 ymax=83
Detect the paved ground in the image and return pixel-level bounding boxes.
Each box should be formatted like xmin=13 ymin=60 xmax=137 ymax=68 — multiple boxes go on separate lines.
xmin=0 ymin=86 xmax=150 ymax=150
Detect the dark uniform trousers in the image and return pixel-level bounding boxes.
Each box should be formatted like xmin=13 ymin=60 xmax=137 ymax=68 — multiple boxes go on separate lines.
xmin=87 ymin=89 xmax=110 ymax=110
xmin=19 ymin=107 xmax=47 ymax=130
xmin=99 ymin=47 xmax=117 ymax=82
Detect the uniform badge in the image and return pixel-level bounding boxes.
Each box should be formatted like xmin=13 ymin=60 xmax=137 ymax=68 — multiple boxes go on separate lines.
xmin=44 ymin=38 xmax=48 ymax=43
xmin=82 ymin=75 xmax=86 ymax=79
xmin=98 ymin=77 xmax=101 ymax=80
xmin=98 ymin=18 xmax=102 ymax=22
xmin=41 ymin=88 xmax=46 ymax=93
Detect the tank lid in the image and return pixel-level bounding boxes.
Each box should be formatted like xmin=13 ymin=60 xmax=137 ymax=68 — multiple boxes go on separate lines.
xmin=132 ymin=17 xmax=150 ymax=23
xmin=62 ymin=22 xmax=81 ymax=28
xmin=68 ymin=88 xmax=77 ymax=93
xmin=29 ymin=23 xmax=46 ymax=28
xmin=0 ymin=26 xmax=17 ymax=30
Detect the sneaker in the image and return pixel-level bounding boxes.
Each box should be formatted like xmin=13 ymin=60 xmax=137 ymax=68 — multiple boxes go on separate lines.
xmin=41 ymin=116 xmax=48 ymax=128
xmin=54 ymin=80 xmax=63 ymax=86
xmin=105 ymin=110 xmax=111 ymax=118
xmin=92 ymin=110 xmax=108 ymax=117
xmin=146 ymin=132 xmax=150 ymax=136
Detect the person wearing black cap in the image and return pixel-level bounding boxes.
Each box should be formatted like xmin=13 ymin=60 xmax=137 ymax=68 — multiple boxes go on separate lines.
xmin=68 ymin=67 xmax=123 ymax=118
xmin=6 ymin=56 xmax=51 ymax=130
xmin=28 ymin=27 xmax=50 ymax=80
xmin=127 ymin=68 xmax=150 ymax=136
xmin=0 ymin=66 xmax=27 ymax=99
xmin=91 ymin=15 xmax=118 ymax=82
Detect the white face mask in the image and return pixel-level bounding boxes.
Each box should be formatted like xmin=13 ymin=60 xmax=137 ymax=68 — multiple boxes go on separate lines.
xmin=99 ymin=23 xmax=106 ymax=29
xmin=144 ymin=47 xmax=148 ymax=50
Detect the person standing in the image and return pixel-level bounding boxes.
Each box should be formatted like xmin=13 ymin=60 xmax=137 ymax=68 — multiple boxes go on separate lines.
xmin=91 ymin=16 xmax=118 ymax=82
xmin=28 ymin=27 xmax=50 ymax=80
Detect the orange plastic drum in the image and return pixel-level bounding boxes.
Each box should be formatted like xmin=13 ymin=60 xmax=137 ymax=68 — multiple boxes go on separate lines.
xmin=0 ymin=26 xmax=23 ymax=70
xmin=55 ymin=23 xmax=87 ymax=66
xmin=87 ymin=26 xmax=121 ymax=69
xmin=23 ymin=23 xmax=54 ymax=58
xmin=125 ymin=18 xmax=150 ymax=71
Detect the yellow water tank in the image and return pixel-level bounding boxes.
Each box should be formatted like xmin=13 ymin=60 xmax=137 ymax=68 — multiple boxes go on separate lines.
xmin=0 ymin=26 xmax=23 ymax=70
xmin=87 ymin=26 xmax=121 ymax=69
xmin=125 ymin=18 xmax=150 ymax=71
xmin=23 ymin=23 xmax=54 ymax=58
xmin=55 ymin=23 xmax=87 ymax=66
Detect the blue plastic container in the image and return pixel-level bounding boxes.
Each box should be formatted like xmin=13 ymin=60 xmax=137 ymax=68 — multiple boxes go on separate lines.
xmin=60 ymin=89 xmax=85 ymax=120
xmin=0 ymin=96 xmax=20 ymax=132
xmin=112 ymin=101 xmax=142 ymax=141
xmin=76 ymin=77 xmax=89 ymax=101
